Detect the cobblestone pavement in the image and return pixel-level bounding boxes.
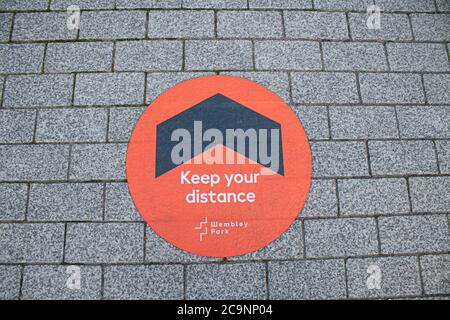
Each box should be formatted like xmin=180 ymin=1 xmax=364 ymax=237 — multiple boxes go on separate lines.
xmin=0 ymin=0 xmax=449 ymax=300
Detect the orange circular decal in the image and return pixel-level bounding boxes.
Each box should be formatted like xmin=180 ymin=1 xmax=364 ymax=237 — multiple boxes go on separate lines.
xmin=126 ymin=75 xmax=312 ymax=257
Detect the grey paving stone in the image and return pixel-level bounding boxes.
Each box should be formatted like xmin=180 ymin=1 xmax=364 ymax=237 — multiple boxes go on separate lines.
xmin=104 ymin=265 xmax=183 ymax=300
xmin=314 ymin=0 xmax=372 ymax=10
xmin=146 ymin=72 xmax=214 ymax=102
xmin=284 ymin=11 xmax=349 ymax=40
xmin=74 ymin=73 xmax=145 ymax=106
xmin=36 ymin=108 xmax=108 ymax=143
xmin=0 ymin=145 xmax=69 ymax=181
xmin=0 ymin=223 xmax=64 ymax=263
xmin=65 ymin=223 xmax=144 ymax=263
xmin=22 ymin=265 xmax=102 ymax=300
xmin=69 ymin=144 xmax=127 ymax=180
xmin=0 ymin=13 xmax=13 ymax=42
xmin=436 ymin=140 xmax=450 ymax=174
xmin=409 ymin=177 xmax=450 ymax=213
xmin=108 ymin=107 xmax=145 ymax=142
xmin=369 ymin=140 xmax=438 ymax=176
xmin=186 ymin=263 xmax=266 ymax=300
xmin=0 ymin=265 xmax=21 ymax=300
xmin=310 ymin=141 xmax=369 ymax=177
xmin=411 ymin=14 xmax=450 ymax=41
xmin=379 ymin=215 xmax=450 ymax=254
xmin=359 ymin=73 xmax=425 ymax=104
xmin=3 ymin=74 xmax=73 ymax=107
xmin=115 ymin=41 xmax=182 ymax=71
xmin=292 ymin=72 xmax=359 ymax=104
xmin=0 ymin=76 xmax=3 ymax=102
xmin=423 ymin=74 xmax=450 ymax=104
xmin=436 ymin=0 xmax=450 ymax=12
xmin=255 ymin=40 xmax=321 ymax=70
xmin=28 ymin=183 xmax=103 ymax=221
xmin=185 ymin=40 xmax=253 ymax=70
xmin=231 ymin=220 xmax=303 ymax=260
xmin=12 ymin=12 xmax=77 ymax=41
xmin=183 ymin=0 xmax=245 ymax=8
xmin=0 ymin=184 xmax=27 ymax=221
xmin=375 ymin=0 xmax=437 ymax=12
xmin=396 ymin=106 xmax=450 ymax=139
xmin=0 ymin=44 xmax=44 ymax=73
xmin=268 ymin=259 xmax=346 ymax=299
xmin=117 ymin=0 xmax=181 ymax=8
xmin=50 ymin=0 xmax=115 ymax=9
xmin=105 ymin=183 xmax=141 ymax=221
xmin=1 ymin=0 xmax=49 ymax=11
xmin=80 ymin=11 xmax=146 ymax=40
xmin=0 ymin=109 xmax=36 ymax=143
xmin=222 ymin=72 xmax=290 ymax=102
xmin=304 ymin=218 xmax=378 ymax=258
xmin=300 ymin=179 xmax=338 ymax=218
xmin=323 ymin=42 xmax=388 ymax=71
xmin=218 ymin=11 xmax=283 ymax=39
xmin=145 ymin=227 xmax=218 ymax=263
xmin=148 ymin=10 xmax=214 ymax=38
xmin=348 ymin=13 xmax=413 ymax=41
xmin=292 ymin=106 xmax=329 ymax=140
xmin=45 ymin=42 xmax=113 ymax=73
xmin=387 ymin=43 xmax=449 ymax=72
xmin=420 ymin=254 xmax=450 ymax=295
xmin=329 ymin=106 xmax=398 ymax=139
xmin=249 ymin=0 xmax=311 ymax=8
xmin=346 ymin=256 xmax=422 ymax=298
xmin=338 ymin=178 xmax=410 ymax=216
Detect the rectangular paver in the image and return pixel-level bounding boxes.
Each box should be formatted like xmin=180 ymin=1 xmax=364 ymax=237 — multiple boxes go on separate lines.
xmin=185 ymin=40 xmax=253 ymax=70
xmin=423 ymin=74 xmax=450 ymax=104
xmin=347 ymin=256 xmax=422 ymax=298
xmin=396 ymin=106 xmax=450 ymax=139
xmin=375 ymin=0 xmax=436 ymax=12
xmin=268 ymin=259 xmax=346 ymax=300
xmin=292 ymin=72 xmax=359 ymax=104
xmin=0 ymin=109 xmax=36 ymax=143
xmin=387 ymin=43 xmax=449 ymax=72
xmin=218 ymin=11 xmax=283 ymax=39
xmin=410 ymin=14 xmax=450 ymax=41
xmin=45 ymin=42 xmax=114 ymax=73
xmin=12 ymin=12 xmax=77 ymax=41
xmin=369 ymin=140 xmax=438 ymax=176
xmin=0 ymin=183 xmax=28 ymax=221
xmin=65 ymin=223 xmax=144 ymax=263
xmin=323 ymin=42 xmax=388 ymax=71
xmin=22 ymin=265 xmax=102 ymax=300
xmin=1 ymin=0 xmax=49 ymax=11
xmin=117 ymin=0 xmax=181 ymax=8
xmin=255 ymin=41 xmax=321 ymax=70
xmin=50 ymin=0 xmax=115 ymax=9
xmin=183 ymin=0 xmax=246 ymax=8
xmin=36 ymin=108 xmax=108 ymax=143
xmin=379 ymin=215 xmax=450 ymax=254
xmin=0 ymin=145 xmax=69 ymax=181
xmin=436 ymin=141 xmax=450 ymax=174
xmin=329 ymin=106 xmax=398 ymax=139
xmin=348 ymin=13 xmax=413 ymax=41
xmin=304 ymin=218 xmax=378 ymax=258
xmin=80 ymin=11 xmax=146 ymax=40
xmin=310 ymin=141 xmax=369 ymax=177
xmin=436 ymin=0 xmax=450 ymax=12
xmin=69 ymin=144 xmax=127 ymax=180
xmin=74 ymin=73 xmax=145 ymax=106
xmin=148 ymin=10 xmax=214 ymax=38
xmin=249 ymin=0 xmax=312 ymax=9
xmin=108 ymin=107 xmax=145 ymax=142
xmin=314 ymin=0 xmax=372 ymax=10
xmin=359 ymin=73 xmax=425 ymax=104
xmin=0 ymin=44 xmax=44 ymax=73
xmin=409 ymin=177 xmax=450 ymax=213
xmin=300 ymin=179 xmax=338 ymax=218
xmin=293 ymin=106 xmax=330 ymax=140
xmin=3 ymin=74 xmax=74 ymax=107
xmin=104 ymin=265 xmax=183 ymax=300
xmin=0 ymin=223 xmax=64 ymax=263
xmin=284 ymin=11 xmax=349 ymax=40
xmin=186 ymin=263 xmax=267 ymax=300
xmin=0 ymin=266 xmax=21 ymax=300
xmin=0 ymin=13 xmax=13 ymax=42
xmin=28 ymin=183 xmax=103 ymax=221
xmin=338 ymin=178 xmax=410 ymax=216
xmin=105 ymin=183 xmax=141 ymax=221
xmin=420 ymin=255 xmax=450 ymax=295
xmin=115 ymin=41 xmax=182 ymax=71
